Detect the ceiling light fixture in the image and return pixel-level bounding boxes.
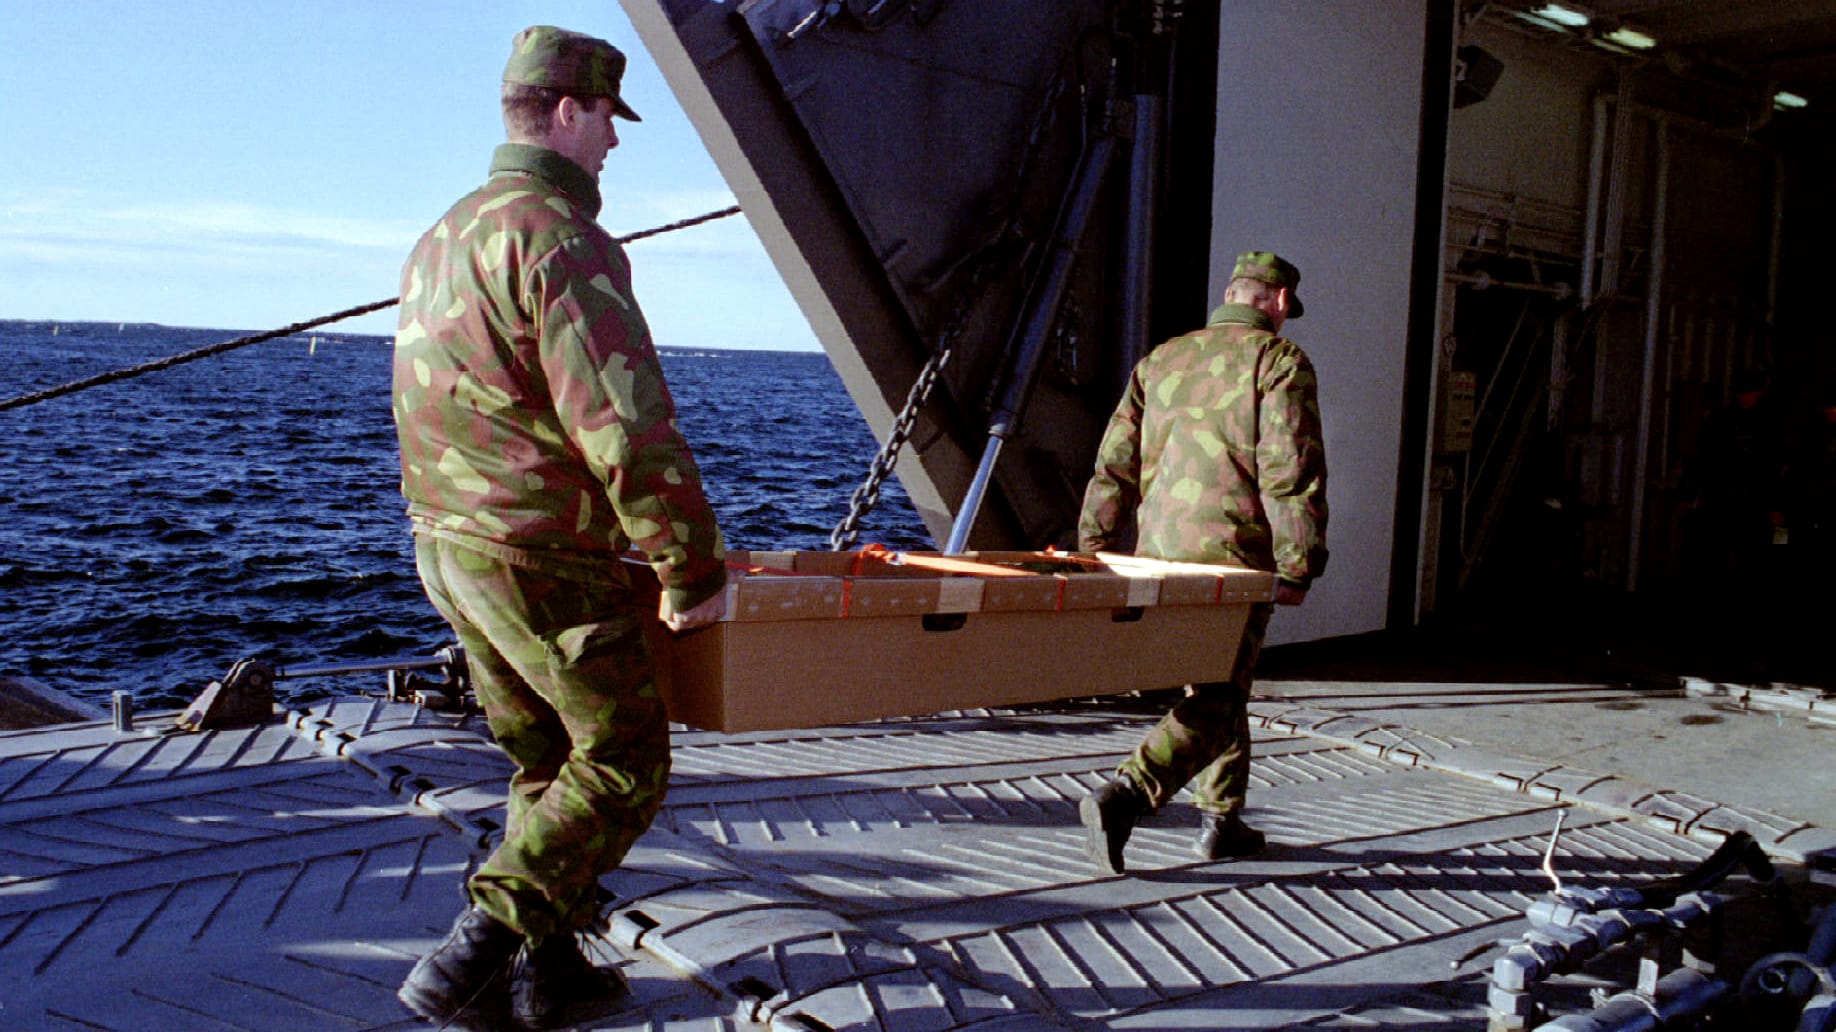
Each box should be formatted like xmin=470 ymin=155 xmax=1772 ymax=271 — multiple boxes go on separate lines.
xmin=1773 ymin=90 xmax=1809 ymax=110
xmin=1531 ymin=3 xmax=1592 ymax=29
xmin=1603 ymin=26 xmax=1656 ymax=50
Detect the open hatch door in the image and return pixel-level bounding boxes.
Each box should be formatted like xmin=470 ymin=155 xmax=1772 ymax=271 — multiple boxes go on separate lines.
xmin=621 ymin=0 xmax=1222 ymax=550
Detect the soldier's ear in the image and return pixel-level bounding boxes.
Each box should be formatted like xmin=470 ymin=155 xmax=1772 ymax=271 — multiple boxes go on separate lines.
xmin=554 ymin=95 xmax=584 ymax=130
xmin=1274 ymin=288 xmax=1293 ymax=319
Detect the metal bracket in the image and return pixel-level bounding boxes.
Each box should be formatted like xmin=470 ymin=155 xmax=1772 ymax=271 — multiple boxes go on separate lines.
xmin=176 ymin=659 xmax=276 ymax=731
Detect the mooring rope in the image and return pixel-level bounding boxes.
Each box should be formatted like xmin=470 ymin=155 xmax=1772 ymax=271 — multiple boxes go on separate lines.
xmin=0 ymin=299 xmax=401 ymax=413
xmin=615 ymin=204 xmax=740 ymax=244
xmin=0 ymin=205 xmax=744 ymax=414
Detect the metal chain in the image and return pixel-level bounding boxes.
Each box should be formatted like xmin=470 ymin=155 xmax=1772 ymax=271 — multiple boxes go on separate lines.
xmin=828 ymin=318 xmax=960 ymax=551
xmin=0 ymin=206 xmax=743 ymax=414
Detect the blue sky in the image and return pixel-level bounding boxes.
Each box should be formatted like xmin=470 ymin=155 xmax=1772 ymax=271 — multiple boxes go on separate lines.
xmin=0 ymin=1 xmax=820 ymax=349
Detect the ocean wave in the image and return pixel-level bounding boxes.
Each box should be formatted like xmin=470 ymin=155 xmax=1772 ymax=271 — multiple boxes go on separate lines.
xmin=1 ymin=321 xmax=928 ymax=707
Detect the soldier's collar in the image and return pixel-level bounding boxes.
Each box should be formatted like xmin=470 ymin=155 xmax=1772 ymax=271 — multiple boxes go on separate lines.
xmin=489 ymin=143 xmax=603 ymax=219
xmin=1206 ymin=302 xmax=1274 ymax=331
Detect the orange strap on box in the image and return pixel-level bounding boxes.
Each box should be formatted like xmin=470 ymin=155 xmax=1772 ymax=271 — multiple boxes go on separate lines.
xmin=879 ymin=552 xmax=1038 ymax=578
xmin=850 ymin=543 xmax=893 ymax=578
xmin=1041 ymin=546 xmax=1109 ymax=566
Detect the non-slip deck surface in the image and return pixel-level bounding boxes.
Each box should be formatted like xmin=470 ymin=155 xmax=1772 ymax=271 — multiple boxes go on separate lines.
xmin=2 ymin=691 xmax=1819 ymax=1030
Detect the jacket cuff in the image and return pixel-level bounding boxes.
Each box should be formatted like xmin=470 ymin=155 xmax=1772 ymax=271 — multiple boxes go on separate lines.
xmin=663 ymin=565 xmax=728 ymax=617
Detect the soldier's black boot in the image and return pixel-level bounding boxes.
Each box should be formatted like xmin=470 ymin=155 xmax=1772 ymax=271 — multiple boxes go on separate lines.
xmin=1195 ymin=811 xmax=1266 ymax=861
xmin=1080 ymin=777 xmax=1149 ymax=875
xmin=514 ymin=932 xmax=631 ymax=1028
xmin=397 ymin=905 xmax=522 ymax=1029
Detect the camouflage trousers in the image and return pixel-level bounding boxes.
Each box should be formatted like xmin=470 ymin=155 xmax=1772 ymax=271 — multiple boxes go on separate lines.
xmin=414 ymin=534 xmax=670 ymax=943
xmin=1118 ymin=603 xmax=1273 ymax=816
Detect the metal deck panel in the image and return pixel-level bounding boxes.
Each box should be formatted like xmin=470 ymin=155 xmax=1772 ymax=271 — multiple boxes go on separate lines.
xmin=0 ymin=694 xmax=1804 ymax=1030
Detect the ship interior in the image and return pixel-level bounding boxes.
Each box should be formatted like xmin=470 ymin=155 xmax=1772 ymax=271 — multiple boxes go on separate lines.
xmin=626 ymin=0 xmax=1836 ymax=691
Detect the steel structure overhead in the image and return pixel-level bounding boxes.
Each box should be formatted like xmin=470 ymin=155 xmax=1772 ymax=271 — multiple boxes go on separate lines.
xmin=1504 ymin=0 xmax=1836 ymax=107
xmin=622 ymin=0 xmax=1224 ymax=552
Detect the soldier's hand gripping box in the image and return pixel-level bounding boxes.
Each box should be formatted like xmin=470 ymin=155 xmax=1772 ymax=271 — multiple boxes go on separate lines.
xmin=638 ymin=549 xmax=1276 ymax=733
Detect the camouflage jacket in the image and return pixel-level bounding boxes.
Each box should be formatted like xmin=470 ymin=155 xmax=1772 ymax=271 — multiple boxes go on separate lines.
xmin=1078 ymin=303 xmax=1329 ymax=588
xmin=393 ymin=143 xmax=726 ymax=613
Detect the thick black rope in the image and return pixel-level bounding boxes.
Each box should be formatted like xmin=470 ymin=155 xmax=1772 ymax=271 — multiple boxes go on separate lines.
xmin=0 ymin=299 xmax=398 ymax=413
xmin=0 ymin=205 xmax=743 ymax=414
xmin=617 ymin=203 xmax=740 ymax=244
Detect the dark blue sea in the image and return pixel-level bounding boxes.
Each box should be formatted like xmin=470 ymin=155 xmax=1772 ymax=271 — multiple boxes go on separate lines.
xmin=0 ymin=320 xmax=930 ymax=710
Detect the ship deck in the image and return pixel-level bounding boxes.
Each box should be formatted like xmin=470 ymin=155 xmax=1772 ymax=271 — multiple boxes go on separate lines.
xmin=4 ymin=645 xmax=1832 ymax=1031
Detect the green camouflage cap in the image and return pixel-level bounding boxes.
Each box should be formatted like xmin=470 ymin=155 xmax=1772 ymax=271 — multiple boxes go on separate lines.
xmin=504 ymin=25 xmax=642 ymax=121
xmin=1231 ymin=251 xmax=1305 ymax=318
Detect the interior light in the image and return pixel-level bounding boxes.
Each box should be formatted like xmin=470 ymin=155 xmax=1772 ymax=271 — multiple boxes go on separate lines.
xmin=1604 ymin=26 xmax=1656 ymax=50
xmin=1773 ymin=90 xmax=1809 ymax=110
xmin=1532 ymin=3 xmax=1592 ymax=28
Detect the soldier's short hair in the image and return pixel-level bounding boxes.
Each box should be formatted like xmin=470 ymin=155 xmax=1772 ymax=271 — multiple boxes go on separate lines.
xmin=502 ymin=84 xmax=570 ymax=137
xmin=1224 ymin=276 xmax=1280 ymax=307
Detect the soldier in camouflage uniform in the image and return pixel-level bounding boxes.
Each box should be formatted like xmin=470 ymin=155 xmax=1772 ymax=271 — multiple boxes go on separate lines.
xmin=392 ymin=26 xmax=728 ymax=1030
xmin=1077 ymin=251 xmax=1328 ymax=875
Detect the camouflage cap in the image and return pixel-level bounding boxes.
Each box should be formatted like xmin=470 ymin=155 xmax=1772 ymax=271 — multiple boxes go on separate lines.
xmin=1231 ymin=251 xmax=1305 ymax=318
xmin=504 ymin=25 xmax=642 ymax=121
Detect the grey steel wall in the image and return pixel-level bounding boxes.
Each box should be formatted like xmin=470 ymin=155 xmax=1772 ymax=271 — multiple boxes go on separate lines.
xmin=1209 ymin=2 xmax=1445 ymax=644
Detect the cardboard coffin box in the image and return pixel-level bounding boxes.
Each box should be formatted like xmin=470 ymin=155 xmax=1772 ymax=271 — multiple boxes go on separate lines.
xmin=642 ymin=547 xmax=1277 ymax=730
xmin=639 ymin=550 xmax=1275 ymax=733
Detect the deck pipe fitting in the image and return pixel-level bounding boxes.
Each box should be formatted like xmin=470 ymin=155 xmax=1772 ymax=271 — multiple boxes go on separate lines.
xmin=1490 ymin=891 xmax=1722 ymax=1030
xmin=1495 ymin=891 xmax=1718 ymax=988
xmin=1534 ymin=967 xmax=1730 ymax=1031
xmin=1738 ymin=904 xmax=1836 ymax=1032
xmin=1801 ymin=994 xmax=1836 ymax=1032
